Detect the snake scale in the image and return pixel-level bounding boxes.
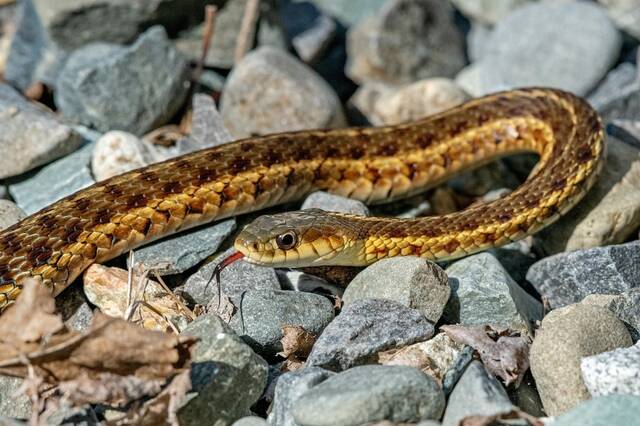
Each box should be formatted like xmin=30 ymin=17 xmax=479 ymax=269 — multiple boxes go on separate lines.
xmin=0 ymin=88 xmax=604 ymax=311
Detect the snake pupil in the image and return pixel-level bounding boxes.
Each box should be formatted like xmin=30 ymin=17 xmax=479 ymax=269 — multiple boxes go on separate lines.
xmin=276 ymin=231 xmax=297 ymax=250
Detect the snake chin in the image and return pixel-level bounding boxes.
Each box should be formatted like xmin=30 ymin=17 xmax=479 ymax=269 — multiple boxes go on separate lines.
xmin=233 ymin=209 xmax=363 ymax=267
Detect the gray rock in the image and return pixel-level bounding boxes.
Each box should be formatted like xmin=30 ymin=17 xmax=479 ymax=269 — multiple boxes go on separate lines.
xmin=306 ymin=298 xmax=434 ymax=371
xmin=0 ymin=376 xmax=30 ymax=419
xmin=178 ymin=314 xmax=269 ymax=426
xmin=55 ymin=26 xmax=188 ymax=135
xmin=56 ymin=284 xmax=93 ymax=332
xmin=529 ymin=302 xmax=633 ymax=416
xmin=302 ymin=191 xmax=370 ymax=216
xmin=489 ymin=238 xmax=537 ymax=285
xmin=469 ymin=1 xmax=621 ymax=96
xmin=91 ymin=131 xmax=164 ymax=181
xmin=526 ymin=241 xmax=640 ymax=309
xmin=444 ymin=253 xmax=542 ymax=336
xmin=597 ymin=0 xmax=640 ymax=40
xmin=229 ymin=289 xmax=334 ymax=357
xmin=588 ymin=62 xmax=638 ymax=110
xmin=32 ymin=0 xmax=209 ymax=50
xmin=294 ymin=0 xmax=386 ymax=25
xmin=343 ymin=257 xmax=450 ymax=323
xmin=549 ymin=395 xmax=640 ymax=426
xmin=129 ymin=219 xmax=236 ymax=276
xmin=221 ymin=46 xmax=345 ymax=138
xmin=178 ymin=247 xmax=281 ymax=307
xmin=0 ymin=83 xmax=82 ymax=179
xmin=0 ymin=201 xmax=26 ymax=231
xmin=581 ymin=342 xmax=640 ymax=397
xmin=466 ymin=23 xmax=491 ymax=63
xmin=188 ymin=94 xmax=234 ymax=151
xmin=175 ymin=0 xmax=255 ymax=69
xmin=609 ymin=287 xmax=640 ymax=340
xmin=346 ymin=0 xmax=465 ymax=85
xmin=268 ymin=367 xmax=335 ymax=426
xmin=9 ymin=142 xmax=95 ymax=215
xmin=442 ymin=361 xmax=513 ymax=426
xmin=441 ymin=345 xmax=475 ymax=396
xmin=292 ymin=365 xmax=445 ymax=425
xmin=450 ymin=0 xmax=531 ymax=25
xmin=231 ymin=417 xmax=268 ymax=426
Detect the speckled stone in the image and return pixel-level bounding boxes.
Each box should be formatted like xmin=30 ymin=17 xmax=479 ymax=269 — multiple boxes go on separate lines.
xmin=301 ymin=191 xmax=370 ymax=216
xmin=529 ymin=303 xmax=633 ymax=415
xmin=306 ymin=298 xmax=434 ymax=371
xmin=343 ymin=257 xmax=450 ymax=323
xmin=292 ymin=365 xmax=445 ymax=425
xmin=581 ymin=342 xmax=640 ymax=397
xmin=0 ymin=200 xmax=25 ymax=231
xmin=526 ymin=241 xmax=640 ymax=309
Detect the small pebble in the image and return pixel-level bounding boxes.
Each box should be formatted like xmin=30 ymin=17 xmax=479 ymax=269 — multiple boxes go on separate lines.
xmin=346 ymin=0 xmax=465 ymax=86
xmin=268 ymin=367 xmax=335 ymax=426
xmin=444 ymin=253 xmax=542 ymax=336
xmin=343 ymin=257 xmax=450 ymax=323
xmin=529 ymin=302 xmax=632 ymax=415
xmin=301 ymin=191 xmax=370 ymax=215
xmin=229 ymin=289 xmax=335 ymax=357
xmin=441 ymin=361 xmax=513 ymax=426
xmin=581 ymin=342 xmax=640 ymax=397
xmin=91 ymin=131 xmax=161 ymax=181
xmin=221 ymin=46 xmax=346 ymax=138
xmin=306 ymin=298 xmax=434 ymax=371
xmin=292 ymin=365 xmax=445 ymax=425
xmin=526 ymin=241 xmax=640 ymax=309
xmin=178 ymin=313 xmax=268 ymax=426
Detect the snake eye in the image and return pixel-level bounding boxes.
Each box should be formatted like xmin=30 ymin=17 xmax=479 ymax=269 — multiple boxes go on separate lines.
xmin=275 ymin=231 xmax=298 ymax=250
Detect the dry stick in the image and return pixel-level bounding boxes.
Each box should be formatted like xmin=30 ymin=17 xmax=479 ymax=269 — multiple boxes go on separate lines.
xmin=234 ymin=0 xmax=260 ymax=64
xmin=192 ymin=5 xmax=218 ymax=93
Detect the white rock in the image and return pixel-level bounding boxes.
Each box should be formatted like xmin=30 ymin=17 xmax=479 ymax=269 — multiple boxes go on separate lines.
xmin=91 ymin=131 xmax=161 ymax=181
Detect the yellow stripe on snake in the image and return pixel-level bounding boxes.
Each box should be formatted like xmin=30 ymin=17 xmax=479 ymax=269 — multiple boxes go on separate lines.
xmin=0 ymin=88 xmax=604 ymax=311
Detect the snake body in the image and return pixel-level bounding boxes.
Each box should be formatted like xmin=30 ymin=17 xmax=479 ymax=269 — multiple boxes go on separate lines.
xmin=0 ymin=88 xmax=603 ymax=310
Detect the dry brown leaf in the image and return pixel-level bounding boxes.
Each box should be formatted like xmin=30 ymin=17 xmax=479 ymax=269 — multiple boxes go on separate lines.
xmin=279 ymin=325 xmax=316 ymax=359
xmin=58 ymin=372 xmax=165 ymax=407
xmin=0 ymin=279 xmax=64 ymax=343
xmin=459 ymin=408 xmax=543 ymax=426
xmin=441 ymin=324 xmax=530 ymax=387
xmin=206 ymin=293 xmax=236 ymax=323
xmin=378 ymin=345 xmax=440 ymax=382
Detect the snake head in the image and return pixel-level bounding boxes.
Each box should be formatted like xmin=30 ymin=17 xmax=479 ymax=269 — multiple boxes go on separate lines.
xmin=234 ymin=209 xmax=363 ymax=267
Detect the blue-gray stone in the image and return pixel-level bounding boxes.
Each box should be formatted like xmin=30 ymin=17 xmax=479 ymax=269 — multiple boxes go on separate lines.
xmin=549 ymin=395 xmax=640 ymax=426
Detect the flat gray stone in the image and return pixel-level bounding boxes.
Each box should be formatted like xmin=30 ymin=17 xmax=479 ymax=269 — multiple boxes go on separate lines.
xmin=292 ymin=365 xmax=445 ymax=425
xmin=221 ymin=46 xmax=345 ymax=138
xmin=187 ymin=94 xmax=234 ymax=151
xmin=530 ymin=303 xmax=633 ymax=416
xmin=444 ymin=253 xmax=542 ymax=336
xmin=9 ymin=142 xmax=95 ymax=215
xmin=588 ymin=62 xmax=638 ymax=110
xmin=129 ymin=219 xmax=236 ymax=276
xmin=268 ymin=367 xmax=335 ymax=426
xmin=581 ymin=342 xmax=640 ymax=397
xmin=231 ymin=417 xmax=268 ymax=426
xmin=179 ymin=314 xmax=268 ymax=426
xmin=549 ymin=395 xmax=640 ymax=426
xmin=32 ymin=0 xmax=209 ymax=50
xmin=177 ymin=247 xmax=281 ymax=307
xmin=343 ymin=257 xmax=450 ymax=323
xmin=609 ymin=287 xmax=640 ymax=340
xmin=294 ymin=0 xmax=386 ymax=25
xmin=229 ymin=289 xmax=334 ymax=357
xmin=55 ymin=26 xmax=188 ymax=135
xmin=442 ymin=361 xmax=513 ymax=426
xmin=0 ymin=83 xmax=82 ymax=179
xmin=301 ymin=192 xmax=370 ymax=216
xmin=306 ymin=298 xmax=434 ymax=371
xmin=346 ymin=0 xmax=465 ymax=85
xmin=468 ymin=1 xmax=621 ymax=96
xmin=526 ymin=241 xmax=640 ymax=309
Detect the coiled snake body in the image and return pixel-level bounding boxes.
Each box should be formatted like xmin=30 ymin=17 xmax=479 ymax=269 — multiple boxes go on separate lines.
xmin=0 ymin=88 xmax=604 ymax=310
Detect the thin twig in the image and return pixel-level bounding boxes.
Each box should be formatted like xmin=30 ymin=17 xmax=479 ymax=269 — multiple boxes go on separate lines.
xmin=234 ymin=0 xmax=260 ymax=64
xmin=193 ymin=5 xmax=218 ymax=92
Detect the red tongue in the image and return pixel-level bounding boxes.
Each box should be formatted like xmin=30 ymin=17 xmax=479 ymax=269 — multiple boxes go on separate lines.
xmin=207 ymin=251 xmax=245 ymax=306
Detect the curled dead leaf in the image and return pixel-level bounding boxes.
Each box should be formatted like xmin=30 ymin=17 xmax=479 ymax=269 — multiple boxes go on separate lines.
xmin=441 ymin=324 xmax=530 ymax=387
xmin=278 ymin=325 xmax=316 ymax=372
